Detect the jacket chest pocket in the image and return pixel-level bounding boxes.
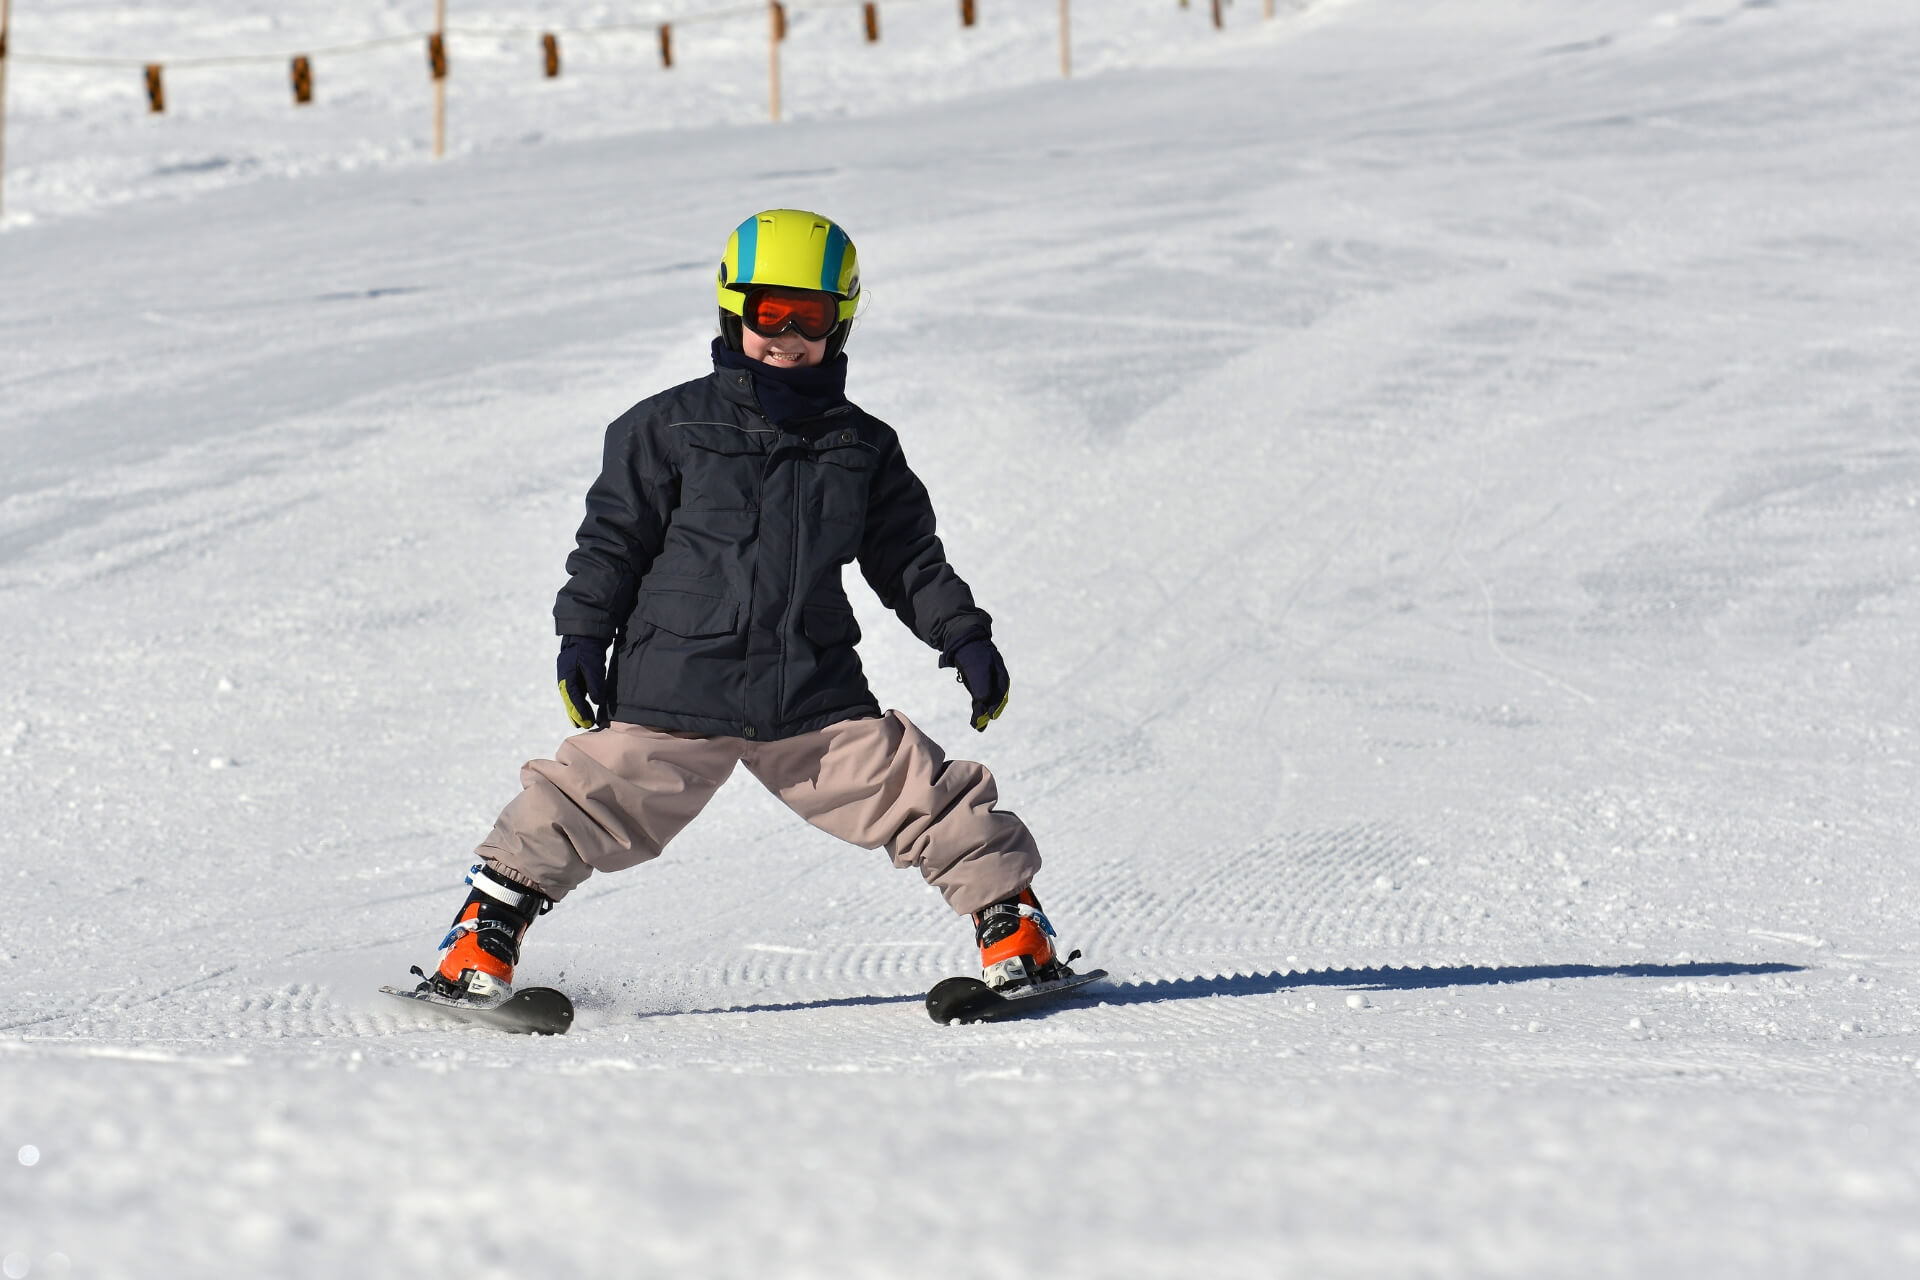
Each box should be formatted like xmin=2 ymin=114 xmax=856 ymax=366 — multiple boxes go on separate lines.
xmin=809 ymin=437 xmax=873 ymax=527
xmin=679 ymin=439 xmax=763 ymax=512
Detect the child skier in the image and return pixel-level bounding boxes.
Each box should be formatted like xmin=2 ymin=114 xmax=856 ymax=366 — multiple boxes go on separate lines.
xmin=418 ymin=208 xmax=1074 ymax=1007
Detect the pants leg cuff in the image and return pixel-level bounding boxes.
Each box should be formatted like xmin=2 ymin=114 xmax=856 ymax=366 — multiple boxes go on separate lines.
xmin=481 ymin=856 xmax=558 ymax=901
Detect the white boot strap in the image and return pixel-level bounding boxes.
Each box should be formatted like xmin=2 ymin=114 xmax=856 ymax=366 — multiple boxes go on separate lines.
xmin=466 ymin=863 xmax=536 ymax=910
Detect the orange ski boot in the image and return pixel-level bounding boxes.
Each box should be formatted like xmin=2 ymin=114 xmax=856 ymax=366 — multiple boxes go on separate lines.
xmin=424 ymin=863 xmax=550 ymax=1003
xmin=973 ymin=888 xmax=1071 ymax=992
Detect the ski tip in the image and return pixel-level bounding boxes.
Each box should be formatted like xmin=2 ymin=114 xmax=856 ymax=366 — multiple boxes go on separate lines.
xmin=925 ymin=976 xmax=993 ymax=1025
xmin=925 ymin=968 xmax=1110 ymax=1025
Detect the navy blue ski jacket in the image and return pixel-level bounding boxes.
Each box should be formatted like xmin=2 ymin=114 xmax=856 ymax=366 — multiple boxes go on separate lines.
xmin=552 ymin=355 xmax=991 ymax=740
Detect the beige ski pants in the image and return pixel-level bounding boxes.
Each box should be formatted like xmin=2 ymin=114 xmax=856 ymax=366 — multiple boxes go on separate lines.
xmin=476 ymin=710 xmax=1040 ymax=916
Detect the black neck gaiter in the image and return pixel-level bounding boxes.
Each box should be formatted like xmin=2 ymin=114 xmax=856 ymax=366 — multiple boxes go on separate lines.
xmin=712 ymin=338 xmax=850 ymax=431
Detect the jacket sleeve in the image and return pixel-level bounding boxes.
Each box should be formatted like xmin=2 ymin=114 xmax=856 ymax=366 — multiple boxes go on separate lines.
xmin=857 ymin=431 xmax=992 ymax=654
xmin=552 ymin=409 xmax=672 ymax=639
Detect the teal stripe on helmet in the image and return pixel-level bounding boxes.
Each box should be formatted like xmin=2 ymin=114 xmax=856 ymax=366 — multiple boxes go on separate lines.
xmin=820 ymin=224 xmax=849 ymax=293
xmin=736 ymin=216 xmax=760 ymax=284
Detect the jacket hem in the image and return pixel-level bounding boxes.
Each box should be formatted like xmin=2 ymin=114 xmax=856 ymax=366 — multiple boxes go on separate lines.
xmin=611 ymin=700 xmax=883 ymax=742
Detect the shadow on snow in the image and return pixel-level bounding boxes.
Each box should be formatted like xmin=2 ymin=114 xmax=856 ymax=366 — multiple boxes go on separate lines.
xmin=628 ymin=960 xmax=1805 ymax=1018
xmin=1080 ymin=960 xmax=1806 ymax=1009
xmin=632 ymin=991 xmax=926 ymax=1018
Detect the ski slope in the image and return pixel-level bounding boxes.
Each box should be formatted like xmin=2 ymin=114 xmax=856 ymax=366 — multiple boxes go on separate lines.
xmin=0 ymin=0 xmax=1305 ymax=224
xmin=5 ymin=0 xmax=1920 ymax=1274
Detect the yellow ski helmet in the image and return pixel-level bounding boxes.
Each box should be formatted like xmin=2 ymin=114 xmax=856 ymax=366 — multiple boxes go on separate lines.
xmin=716 ymin=209 xmax=861 ymax=357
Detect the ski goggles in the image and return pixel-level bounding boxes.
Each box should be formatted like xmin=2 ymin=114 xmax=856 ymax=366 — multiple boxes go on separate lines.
xmin=740 ymin=286 xmax=842 ymax=341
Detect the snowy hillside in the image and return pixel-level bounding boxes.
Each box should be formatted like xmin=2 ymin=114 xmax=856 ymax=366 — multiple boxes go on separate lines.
xmin=5 ymin=0 xmax=1920 ymax=1275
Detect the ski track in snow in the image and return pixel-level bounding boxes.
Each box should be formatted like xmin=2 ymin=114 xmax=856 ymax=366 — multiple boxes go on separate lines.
xmin=6 ymin=0 xmax=1920 ymax=1275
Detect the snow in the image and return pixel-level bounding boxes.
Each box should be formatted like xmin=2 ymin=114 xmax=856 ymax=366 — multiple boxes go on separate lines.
xmin=5 ymin=0 xmax=1920 ymax=1274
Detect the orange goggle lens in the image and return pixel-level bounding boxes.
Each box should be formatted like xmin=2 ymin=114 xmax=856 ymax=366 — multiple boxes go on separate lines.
xmin=742 ymin=287 xmax=841 ymax=341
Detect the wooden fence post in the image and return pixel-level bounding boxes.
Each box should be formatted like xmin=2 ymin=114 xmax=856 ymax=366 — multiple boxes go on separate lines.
xmin=768 ymin=2 xmax=783 ymax=122
xmin=658 ymin=24 xmax=673 ymax=68
xmin=430 ymin=0 xmax=448 ymax=158
xmin=864 ymin=3 xmax=879 ymax=43
xmin=0 ymin=0 xmax=11 ymax=220
xmin=1059 ymin=0 xmax=1070 ymax=77
xmin=542 ymin=32 xmax=560 ymax=78
xmin=145 ymin=64 xmax=165 ymax=113
xmin=960 ymin=0 xmax=976 ymax=29
xmin=290 ymin=55 xmax=313 ymax=105
xmin=1210 ymin=0 xmax=1222 ymax=28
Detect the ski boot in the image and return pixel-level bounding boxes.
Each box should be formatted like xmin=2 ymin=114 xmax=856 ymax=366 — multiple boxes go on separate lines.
xmin=973 ymin=888 xmax=1077 ymax=992
xmin=417 ymin=863 xmax=551 ymax=1004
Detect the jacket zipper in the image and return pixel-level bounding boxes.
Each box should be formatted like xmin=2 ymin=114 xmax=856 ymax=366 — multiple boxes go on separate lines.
xmin=756 ymin=415 xmax=801 ymax=735
xmin=782 ymin=432 xmax=803 ymax=729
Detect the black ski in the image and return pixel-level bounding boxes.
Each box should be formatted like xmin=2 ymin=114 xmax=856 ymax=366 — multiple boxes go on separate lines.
xmin=380 ymin=982 xmax=574 ymax=1035
xmin=926 ymin=968 xmax=1109 ymax=1025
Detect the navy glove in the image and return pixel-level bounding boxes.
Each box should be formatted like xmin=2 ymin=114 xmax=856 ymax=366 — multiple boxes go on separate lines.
xmin=557 ymin=635 xmax=610 ymax=729
xmin=942 ymin=632 xmax=1009 ymax=732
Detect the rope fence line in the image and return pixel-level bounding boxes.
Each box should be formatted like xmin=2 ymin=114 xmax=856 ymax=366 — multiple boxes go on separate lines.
xmin=12 ymin=35 xmax=420 ymax=70
xmin=0 ymin=0 xmax=1286 ymax=216
xmin=3 ymin=0 xmax=940 ymax=69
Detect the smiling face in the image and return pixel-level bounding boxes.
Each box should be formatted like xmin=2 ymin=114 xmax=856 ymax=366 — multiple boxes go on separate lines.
xmin=742 ymin=325 xmax=828 ymax=369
